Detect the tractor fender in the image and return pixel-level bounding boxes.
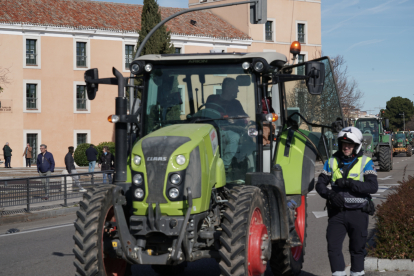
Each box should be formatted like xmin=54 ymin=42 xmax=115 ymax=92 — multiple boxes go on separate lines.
xmin=245 ymin=171 xmax=289 ymax=242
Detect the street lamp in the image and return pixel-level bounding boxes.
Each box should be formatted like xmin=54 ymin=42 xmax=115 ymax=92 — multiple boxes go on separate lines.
xmin=399 ymin=112 xmax=405 ymax=131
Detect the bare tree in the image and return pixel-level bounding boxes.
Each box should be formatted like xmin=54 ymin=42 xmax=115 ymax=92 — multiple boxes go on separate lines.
xmin=330 ymin=55 xmax=364 ymax=119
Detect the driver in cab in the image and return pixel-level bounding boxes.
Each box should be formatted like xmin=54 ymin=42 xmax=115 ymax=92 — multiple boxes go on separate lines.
xmin=206 ymin=78 xmax=248 ymax=172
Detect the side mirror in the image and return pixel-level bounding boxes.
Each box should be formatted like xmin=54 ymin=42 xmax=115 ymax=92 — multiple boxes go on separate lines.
xmin=305 ymin=61 xmax=325 ymax=95
xmin=385 ymin=119 xmax=389 ymax=130
xmin=84 ymin=68 xmax=99 ymax=100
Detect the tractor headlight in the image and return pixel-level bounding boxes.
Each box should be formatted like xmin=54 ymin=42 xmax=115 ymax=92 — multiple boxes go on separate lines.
xmin=133 ymin=174 xmax=143 ymax=185
xmin=135 ymin=188 xmax=144 ymax=199
xmin=133 ymin=155 xmax=141 ymax=165
xmin=176 ymin=155 xmax=186 ymax=165
xmin=170 ymin=173 xmax=182 ymax=185
xmin=130 ymin=63 xmax=140 ymax=74
xmin=254 ymin=61 xmax=264 ymax=72
xmin=242 ymin=62 xmax=250 ymax=70
xmin=169 ymin=188 xmax=179 ymax=199
xmin=145 ymin=63 xmax=153 ymax=72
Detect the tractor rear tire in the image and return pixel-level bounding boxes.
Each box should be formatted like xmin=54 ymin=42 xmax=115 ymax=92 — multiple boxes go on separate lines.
xmin=152 ymin=263 xmax=187 ymax=275
xmin=73 ymin=185 xmax=130 ymax=276
xmin=218 ymin=186 xmax=270 ymax=276
xmin=407 ymin=145 xmax=412 ymax=157
xmin=269 ymin=195 xmax=307 ymax=276
xmin=378 ymin=147 xmax=392 ymax=172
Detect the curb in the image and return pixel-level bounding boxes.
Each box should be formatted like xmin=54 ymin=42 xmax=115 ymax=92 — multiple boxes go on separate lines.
xmin=365 ymin=234 xmax=414 ymax=271
xmin=0 ymin=206 xmax=79 ymax=225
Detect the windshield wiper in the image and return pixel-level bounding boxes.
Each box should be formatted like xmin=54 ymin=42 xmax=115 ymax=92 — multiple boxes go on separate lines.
xmin=193 ymin=116 xmax=249 ymax=123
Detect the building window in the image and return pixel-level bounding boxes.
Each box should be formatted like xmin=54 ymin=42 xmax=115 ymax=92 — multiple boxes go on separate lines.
xmin=175 ymin=48 xmax=181 ymax=54
xmin=26 ymin=84 xmax=37 ymax=109
xmin=76 ymin=85 xmax=87 ymax=110
xmin=298 ymin=23 xmax=305 ymax=43
xmin=125 ymin=45 xmax=134 ymax=69
xmin=27 ymin=134 xmax=38 ymax=164
xmin=265 ymin=21 xmax=273 ymax=41
xmin=297 ymin=54 xmax=306 ymax=75
xmin=26 ymin=39 xmax=37 ymax=65
xmin=77 ymin=133 xmax=87 ymax=146
xmin=76 ymin=42 xmax=87 ymax=67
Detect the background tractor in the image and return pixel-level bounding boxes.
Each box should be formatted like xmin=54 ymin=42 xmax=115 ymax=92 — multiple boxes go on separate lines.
xmin=353 ymin=118 xmax=393 ymax=171
xmin=72 ymin=1 xmax=344 ymax=275
xmin=392 ymin=131 xmax=412 ymax=157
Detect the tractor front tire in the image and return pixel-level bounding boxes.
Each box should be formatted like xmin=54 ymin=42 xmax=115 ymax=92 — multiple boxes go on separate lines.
xmin=407 ymin=145 xmax=412 ymax=157
xmin=219 ymin=186 xmax=270 ymax=276
xmin=270 ymin=195 xmax=307 ymax=276
xmin=378 ymin=147 xmax=392 ymax=172
xmin=73 ymin=185 xmax=130 ymax=276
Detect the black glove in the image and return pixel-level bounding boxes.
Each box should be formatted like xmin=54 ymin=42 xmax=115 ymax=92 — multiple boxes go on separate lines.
xmin=327 ymin=190 xmax=345 ymax=208
xmin=335 ymin=178 xmax=351 ymax=189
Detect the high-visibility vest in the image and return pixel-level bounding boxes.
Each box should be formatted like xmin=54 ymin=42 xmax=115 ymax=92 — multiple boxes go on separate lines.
xmin=328 ymin=155 xmax=370 ymax=208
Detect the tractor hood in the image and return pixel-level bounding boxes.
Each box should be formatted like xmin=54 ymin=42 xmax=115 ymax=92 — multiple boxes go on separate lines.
xmin=130 ymin=124 xmax=225 ymax=216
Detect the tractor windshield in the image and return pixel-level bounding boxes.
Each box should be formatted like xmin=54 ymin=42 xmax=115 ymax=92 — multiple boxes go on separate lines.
xmin=283 ymin=58 xmax=343 ymax=157
xmin=355 ymin=119 xmax=379 ymax=143
xmin=396 ymin=133 xmax=405 ymax=140
xmin=143 ymin=64 xmax=257 ymax=183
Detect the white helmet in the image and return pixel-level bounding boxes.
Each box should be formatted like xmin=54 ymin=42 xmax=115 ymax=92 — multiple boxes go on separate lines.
xmin=337 ymin=126 xmax=363 ymax=154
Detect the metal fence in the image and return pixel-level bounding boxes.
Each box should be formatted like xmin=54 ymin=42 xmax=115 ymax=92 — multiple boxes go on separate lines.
xmin=0 ymin=171 xmax=114 ymax=212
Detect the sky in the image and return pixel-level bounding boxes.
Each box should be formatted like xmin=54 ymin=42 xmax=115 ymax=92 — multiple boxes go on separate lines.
xmin=96 ymin=0 xmax=414 ymax=115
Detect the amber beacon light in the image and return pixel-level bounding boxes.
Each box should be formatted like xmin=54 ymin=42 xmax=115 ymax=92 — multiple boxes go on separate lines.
xmin=290 ymin=41 xmax=301 ymax=56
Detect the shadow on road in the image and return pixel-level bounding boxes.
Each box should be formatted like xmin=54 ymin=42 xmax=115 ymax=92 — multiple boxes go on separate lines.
xmin=52 ymin=252 xmax=74 ymax=257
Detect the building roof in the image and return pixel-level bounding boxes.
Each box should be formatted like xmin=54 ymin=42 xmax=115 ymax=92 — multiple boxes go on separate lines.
xmin=0 ymin=0 xmax=250 ymax=40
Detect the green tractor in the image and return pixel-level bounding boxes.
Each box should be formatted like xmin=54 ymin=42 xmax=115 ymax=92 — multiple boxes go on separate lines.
xmin=392 ymin=131 xmax=412 ymax=157
xmin=353 ymin=118 xmax=393 ymax=171
xmin=72 ymin=2 xmax=344 ymax=276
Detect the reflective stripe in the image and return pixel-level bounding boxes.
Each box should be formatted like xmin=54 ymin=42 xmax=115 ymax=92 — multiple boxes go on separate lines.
xmin=345 ymin=197 xmax=368 ymax=203
xmin=359 ymin=155 xmax=367 ymax=181
xmin=329 ymin=157 xmax=335 ymax=171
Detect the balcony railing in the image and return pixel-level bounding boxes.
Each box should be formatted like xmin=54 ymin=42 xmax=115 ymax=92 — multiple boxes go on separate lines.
xmin=265 ymin=31 xmax=273 ymax=41
xmin=77 ymin=55 xmax=87 ymax=67
xmin=26 ymin=97 xmax=37 ymax=109
xmin=77 ymin=99 xmax=87 ymax=110
xmin=26 ymin=53 xmax=37 ymax=65
xmin=298 ymin=33 xmax=305 ymax=43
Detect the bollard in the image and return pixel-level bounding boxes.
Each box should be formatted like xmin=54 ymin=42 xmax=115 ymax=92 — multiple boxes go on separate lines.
xmin=64 ymin=176 xmax=67 ymax=207
xmin=26 ymin=178 xmax=30 ymax=212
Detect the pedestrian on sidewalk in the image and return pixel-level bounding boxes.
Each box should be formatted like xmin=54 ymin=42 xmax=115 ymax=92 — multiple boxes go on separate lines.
xmin=36 ymin=144 xmax=55 ymax=200
xmin=85 ymin=144 xmax=98 ymax=173
xmin=65 ymin=146 xmax=86 ymax=193
xmin=22 ymin=143 xmax=33 ymax=167
xmin=98 ymin=146 xmax=114 ymax=184
xmin=316 ymin=127 xmax=378 ymax=276
xmin=3 ymin=142 xmax=12 ymax=168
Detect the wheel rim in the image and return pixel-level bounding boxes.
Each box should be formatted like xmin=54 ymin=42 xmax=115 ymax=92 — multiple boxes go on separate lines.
xmin=102 ymin=206 xmax=127 ymax=276
xmin=291 ymin=195 xmax=305 ymax=261
xmin=248 ymin=208 xmax=269 ymax=276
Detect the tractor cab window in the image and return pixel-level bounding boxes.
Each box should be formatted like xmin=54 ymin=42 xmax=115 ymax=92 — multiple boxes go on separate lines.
xmin=355 ymin=119 xmax=379 ymax=143
xmin=144 ymin=64 xmax=257 ymax=184
xmin=283 ymin=58 xmax=342 ymax=158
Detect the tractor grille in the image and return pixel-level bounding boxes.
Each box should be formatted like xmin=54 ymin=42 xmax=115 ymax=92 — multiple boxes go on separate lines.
xmin=141 ymin=136 xmax=190 ymax=203
xmin=398 ymin=143 xmax=403 ymax=147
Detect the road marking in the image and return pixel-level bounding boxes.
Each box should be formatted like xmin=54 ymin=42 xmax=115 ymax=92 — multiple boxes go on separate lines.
xmin=0 ymin=223 xmax=73 ymax=238
xmin=378 ymin=176 xmax=393 ymax=180
xmin=312 ymin=211 xmax=328 ymax=218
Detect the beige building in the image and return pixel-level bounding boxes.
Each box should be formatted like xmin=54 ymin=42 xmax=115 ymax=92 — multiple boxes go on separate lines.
xmin=0 ymin=0 xmax=321 ymax=167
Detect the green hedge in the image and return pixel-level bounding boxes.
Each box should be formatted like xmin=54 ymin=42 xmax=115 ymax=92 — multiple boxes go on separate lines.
xmin=73 ymin=143 xmax=91 ymax=166
xmin=95 ymin=141 xmax=115 ymax=161
xmin=369 ymin=176 xmax=414 ymax=259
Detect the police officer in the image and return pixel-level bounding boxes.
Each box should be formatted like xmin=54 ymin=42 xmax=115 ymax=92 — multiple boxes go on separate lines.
xmin=316 ymin=127 xmax=378 ymax=276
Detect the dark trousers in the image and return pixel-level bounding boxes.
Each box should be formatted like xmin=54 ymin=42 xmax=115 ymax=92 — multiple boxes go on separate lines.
xmin=26 ymin=158 xmax=31 ymax=167
xmin=5 ymin=156 xmax=11 ymax=167
xmin=326 ymin=208 xmax=369 ymax=273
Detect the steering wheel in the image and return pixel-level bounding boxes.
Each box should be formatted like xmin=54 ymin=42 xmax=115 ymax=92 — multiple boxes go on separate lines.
xmin=198 ymin=102 xmax=226 ymax=114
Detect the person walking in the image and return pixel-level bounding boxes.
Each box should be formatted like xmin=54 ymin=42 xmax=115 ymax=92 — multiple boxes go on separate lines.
xmin=98 ymin=146 xmax=114 ymax=184
xmin=22 ymin=143 xmax=33 ymax=167
xmin=64 ymin=146 xmax=86 ymax=193
xmin=36 ymin=144 xmax=55 ymax=200
xmin=316 ymin=127 xmax=378 ymax=276
xmin=85 ymin=144 xmax=98 ymax=173
xmin=3 ymin=142 xmax=12 ymax=168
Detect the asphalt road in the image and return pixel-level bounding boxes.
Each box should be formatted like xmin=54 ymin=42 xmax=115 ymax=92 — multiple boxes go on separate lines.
xmin=0 ymin=153 xmax=412 ymax=276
